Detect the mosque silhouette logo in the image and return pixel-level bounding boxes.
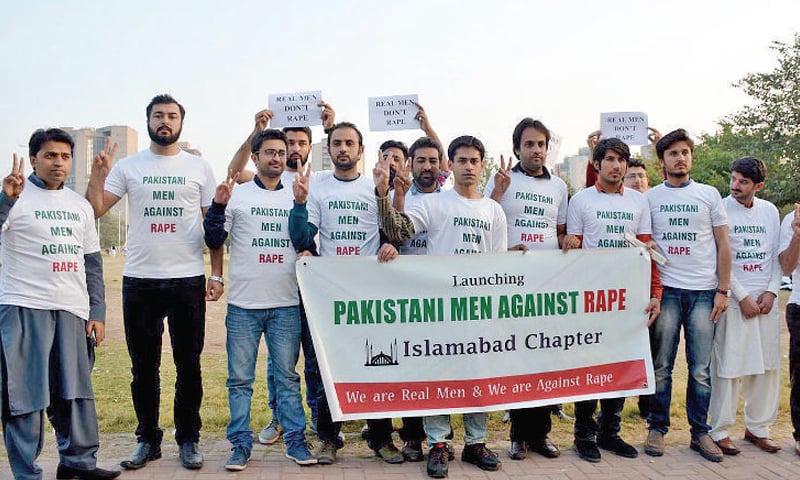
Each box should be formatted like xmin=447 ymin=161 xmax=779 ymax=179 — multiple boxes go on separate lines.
xmin=364 ymin=338 xmax=399 ymax=367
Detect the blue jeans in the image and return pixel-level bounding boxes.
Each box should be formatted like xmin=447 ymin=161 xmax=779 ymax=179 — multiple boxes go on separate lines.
xmin=266 ymin=296 xmax=321 ymax=422
xmin=648 ymin=287 xmax=716 ymax=438
xmin=424 ymin=413 xmax=487 ymax=445
xmin=225 ymin=304 xmax=305 ymax=450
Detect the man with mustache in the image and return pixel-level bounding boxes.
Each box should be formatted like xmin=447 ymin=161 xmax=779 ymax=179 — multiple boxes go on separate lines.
xmin=226 ymin=105 xmax=335 ymax=446
xmin=484 ymin=118 xmax=567 ymax=461
xmin=644 ymin=128 xmax=731 ymax=462
xmin=562 ymin=137 xmax=661 ymax=463
xmin=708 ymin=157 xmax=781 ymax=456
xmin=86 ymin=94 xmax=217 ymax=471
xmin=289 ymin=121 xmax=399 ymax=465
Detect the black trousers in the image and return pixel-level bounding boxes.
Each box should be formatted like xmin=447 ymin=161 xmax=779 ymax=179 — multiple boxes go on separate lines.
xmin=364 ymin=417 xmax=424 ymax=450
xmin=123 ymin=275 xmax=206 ymax=445
xmin=509 ymin=406 xmax=552 ymax=442
xmin=787 ymin=303 xmax=800 ymax=440
xmin=574 ymin=397 xmax=624 ymax=440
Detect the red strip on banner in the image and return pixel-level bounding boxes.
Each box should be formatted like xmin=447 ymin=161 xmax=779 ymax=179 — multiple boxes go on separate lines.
xmin=335 ymin=360 xmax=647 ymax=414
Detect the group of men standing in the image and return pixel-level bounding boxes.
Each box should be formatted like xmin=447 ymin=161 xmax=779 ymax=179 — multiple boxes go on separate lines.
xmin=2 ymin=93 xmax=800 ymax=480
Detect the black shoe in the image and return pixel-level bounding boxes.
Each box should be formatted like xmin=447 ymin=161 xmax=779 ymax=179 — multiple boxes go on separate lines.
xmin=179 ymin=441 xmax=203 ymax=469
xmin=574 ymin=438 xmax=601 ymax=463
xmin=427 ymin=443 xmax=449 ymax=478
xmin=56 ymin=465 xmax=121 ymax=480
xmin=598 ymin=434 xmax=638 ymax=458
xmin=508 ymin=440 xmax=527 ymax=460
xmin=461 ymin=443 xmax=500 ymax=471
xmin=402 ymin=440 xmax=424 ymax=462
xmin=120 ymin=442 xmax=161 ymax=470
xmin=530 ymin=437 xmax=560 ymax=458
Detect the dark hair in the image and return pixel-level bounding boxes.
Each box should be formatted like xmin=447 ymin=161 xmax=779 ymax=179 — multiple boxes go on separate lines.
xmin=656 ymin=128 xmax=694 ymax=160
xmin=327 ymin=122 xmax=363 ymax=147
xmin=251 ymin=129 xmax=287 ymax=153
xmin=380 ymin=140 xmax=409 ymax=159
xmin=627 ymin=158 xmax=646 ymax=169
xmin=512 ymin=118 xmax=550 ymax=157
xmin=593 ymin=138 xmax=630 ymax=165
xmin=146 ymin=94 xmax=185 ymax=120
xmin=730 ymin=156 xmax=767 ymax=184
xmin=29 ymin=128 xmax=74 ymax=157
xmin=283 ymin=126 xmax=312 ymax=143
xmin=409 ymin=136 xmax=443 ymax=160
xmin=448 ymin=135 xmax=486 ymax=162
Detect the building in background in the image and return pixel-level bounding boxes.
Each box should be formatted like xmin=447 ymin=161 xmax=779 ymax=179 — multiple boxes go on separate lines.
xmin=554 ymin=146 xmax=590 ymax=192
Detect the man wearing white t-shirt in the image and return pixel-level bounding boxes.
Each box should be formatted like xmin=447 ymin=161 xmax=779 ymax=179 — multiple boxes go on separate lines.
xmin=203 ymin=129 xmax=317 ymax=469
xmin=708 ymin=157 xmax=782 ymax=455
xmin=289 ymin=121 xmax=399 ymax=465
xmin=643 ymin=128 xmax=731 ymax=462
xmin=779 ymin=203 xmax=800 ymax=457
xmin=226 ymin=107 xmax=335 ymax=446
xmin=484 ymin=118 xmax=567 ymax=461
xmin=563 ymin=138 xmax=661 ymax=463
xmin=86 ymin=94 xmax=216 ymax=470
xmin=378 ymin=135 xmax=507 ymax=478
xmin=0 ymin=129 xmax=119 ymax=480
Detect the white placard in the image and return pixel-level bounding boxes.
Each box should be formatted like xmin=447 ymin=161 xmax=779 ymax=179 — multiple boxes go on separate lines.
xmin=268 ymin=91 xmax=323 ymax=128
xmin=368 ymin=94 xmax=419 ymax=131
xmin=600 ymin=112 xmax=649 ymax=145
xmin=546 ymin=132 xmax=562 ymax=168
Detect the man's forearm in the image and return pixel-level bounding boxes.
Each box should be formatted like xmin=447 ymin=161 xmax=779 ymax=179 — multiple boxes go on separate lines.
xmin=377 ymin=194 xmax=414 ymax=243
xmin=85 ymin=251 xmax=106 ymax=323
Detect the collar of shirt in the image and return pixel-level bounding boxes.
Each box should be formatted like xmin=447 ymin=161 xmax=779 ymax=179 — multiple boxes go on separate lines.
xmin=512 ymin=163 xmax=551 ymax=179
xmin=662 ymin=178 xmax=693 ymax=188
xmin=410 ymin=182 xmax=441 ymax=196
xmin=254 ymin=175 xmax=283 ymax=191
xmin=594 ymin=182 xmax=625 ymax=195
xmin=28 ymin=173 xmax=62 ymax=189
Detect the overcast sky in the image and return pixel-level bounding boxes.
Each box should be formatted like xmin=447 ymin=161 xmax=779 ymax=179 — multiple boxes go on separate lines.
xmin=1 ymin=0 xmax=798 ymax=181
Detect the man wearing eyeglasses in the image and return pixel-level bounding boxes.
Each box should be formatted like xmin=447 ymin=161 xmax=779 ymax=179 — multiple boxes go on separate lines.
xmin=204 ymin=129 xmax=318 ymax=469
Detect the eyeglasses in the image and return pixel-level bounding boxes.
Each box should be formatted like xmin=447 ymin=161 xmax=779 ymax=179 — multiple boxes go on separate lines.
xmin=260 ymin=149 xmax=287 ymax=158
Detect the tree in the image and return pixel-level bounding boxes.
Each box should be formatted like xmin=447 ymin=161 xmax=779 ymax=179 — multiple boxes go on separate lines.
xmin=694 ymin=33 xmax=800 ymax=207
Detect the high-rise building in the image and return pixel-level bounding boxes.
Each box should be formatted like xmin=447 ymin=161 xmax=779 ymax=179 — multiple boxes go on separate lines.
xmin=555 ymin=146 xmax=590 ymax=192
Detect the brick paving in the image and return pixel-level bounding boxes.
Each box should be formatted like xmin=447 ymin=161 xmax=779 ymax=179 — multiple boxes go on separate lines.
xmin=3 ymin=433 xmax=800 ymax=480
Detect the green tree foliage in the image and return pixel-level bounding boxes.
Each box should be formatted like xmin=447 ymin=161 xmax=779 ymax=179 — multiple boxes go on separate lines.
xmin=693 ymin=33 xmax=800 ymax=208
xmin=97 ymin=212 xmax=126 ymax=249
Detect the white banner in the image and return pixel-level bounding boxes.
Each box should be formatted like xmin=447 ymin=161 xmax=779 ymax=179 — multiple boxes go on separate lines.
xmin=268 ymin=91 xmax=323 ymax=128
xmin=368 ymin=94 xmax=419 ymax=131
xmin=297 ymin=248 xmax=655 ymax=421
xmin=600 ymin=112 xmax=649 ymax=145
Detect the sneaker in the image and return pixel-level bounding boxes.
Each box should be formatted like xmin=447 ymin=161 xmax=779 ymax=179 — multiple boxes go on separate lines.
xmin=461 ymin=443 xmax=500 ymax=471
xmin=573 ymin=438 xmax=601 ymax=463
xmin=690 ymin=434 xmax=723 ymax=462
xmin=258 ymin=418 xmax=283 ymax=445
xmin=286 ymin=442 xmax=318 ymax=465
xmin=224 ymin=446 xmax=250 ymax=471
xmin=598 ymin=434 xmax=638 ymax=458
xmin=316 ymin=440 xmax=338 ymax=465
xmin=376 ymin=442 xmax=404 ymax=464
xmin=644 ymin=430 xmax=665 ymax=457
xmin=427 ymin=443 xmax=449 ymax=478
xmin=402 ymin=440 xmax=424 ymax=462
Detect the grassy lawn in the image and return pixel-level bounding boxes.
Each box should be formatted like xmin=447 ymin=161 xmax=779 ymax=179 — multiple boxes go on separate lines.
xmin=90 ymin=253 xmax=795 ymax=448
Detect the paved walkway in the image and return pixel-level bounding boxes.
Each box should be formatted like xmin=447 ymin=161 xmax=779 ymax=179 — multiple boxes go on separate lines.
xmin=3 ymin=433 xmax=800 ymax=480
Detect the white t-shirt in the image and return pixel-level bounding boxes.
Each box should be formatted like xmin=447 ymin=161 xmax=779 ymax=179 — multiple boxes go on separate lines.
xmin=724 ymin=196 xmax=781 ymax=301
xmin=398 ymin=187 xmax=439 ymax=256
xmin=646 ymin=180 xmax=727 ymax=290
xmin=780 ymin=212 xmax=800 ymax=306
xmin=485 ymin=169 xmax=568 ymax=250
xmin=567 ymin=185 xmax=651 ymax=248
xmin=104 ymin=149 xmax=216 ymax=278
xmin=307 ymin=174 xmax=381 ymax=257
xmin=281 ymin=169 xmax=333 ymax=188
xmin=225 ymin=181 xmax=298 ymax=309
xmin=0 ymin=183 xmax=100 ymax=319
xmin=405 ymin=189 xmax=508 ymax=255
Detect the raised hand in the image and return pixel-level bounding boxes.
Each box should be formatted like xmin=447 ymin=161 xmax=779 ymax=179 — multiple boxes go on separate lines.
xmin=586 ymin=130 xmax=601 ymax=153
xmin=647 ymin=127 xmax=662 ymax=146
xmin=319 ymin=101 xmax=336 ymax=130
xmin=91 ymin=138 xmax=119 ymax=178
xmin=393 ymin=157 xmax=412 ymax=195
xmin=414 ymin=101 xmax=433 ymax=134
xmin=214 ymin=169 xmax=240 ymax=205
xmin=791 ymin=203 xmax=800 ymax=237
xmin=489 ymin=154 xmax=512 ymax=201
xmin=373 ymin=149 xmax=391 ymax=196
xmin=255 ymin=109 xmax=274 ymax=131
xmin=293 ymin=161 xmax=312 ymax=204
xmin=3 ymin=153 xmax=26 ymax=200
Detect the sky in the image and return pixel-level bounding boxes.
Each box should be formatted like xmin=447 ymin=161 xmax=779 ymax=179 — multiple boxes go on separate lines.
xmin=1 ymin=0 xmax=799 ymax=182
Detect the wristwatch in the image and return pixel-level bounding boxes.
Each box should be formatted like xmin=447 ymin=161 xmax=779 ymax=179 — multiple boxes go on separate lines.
xmin=208 ymin=275 xmax=225 ymax=286
xmin=715 ymin=288 xmax=729 ymax=296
